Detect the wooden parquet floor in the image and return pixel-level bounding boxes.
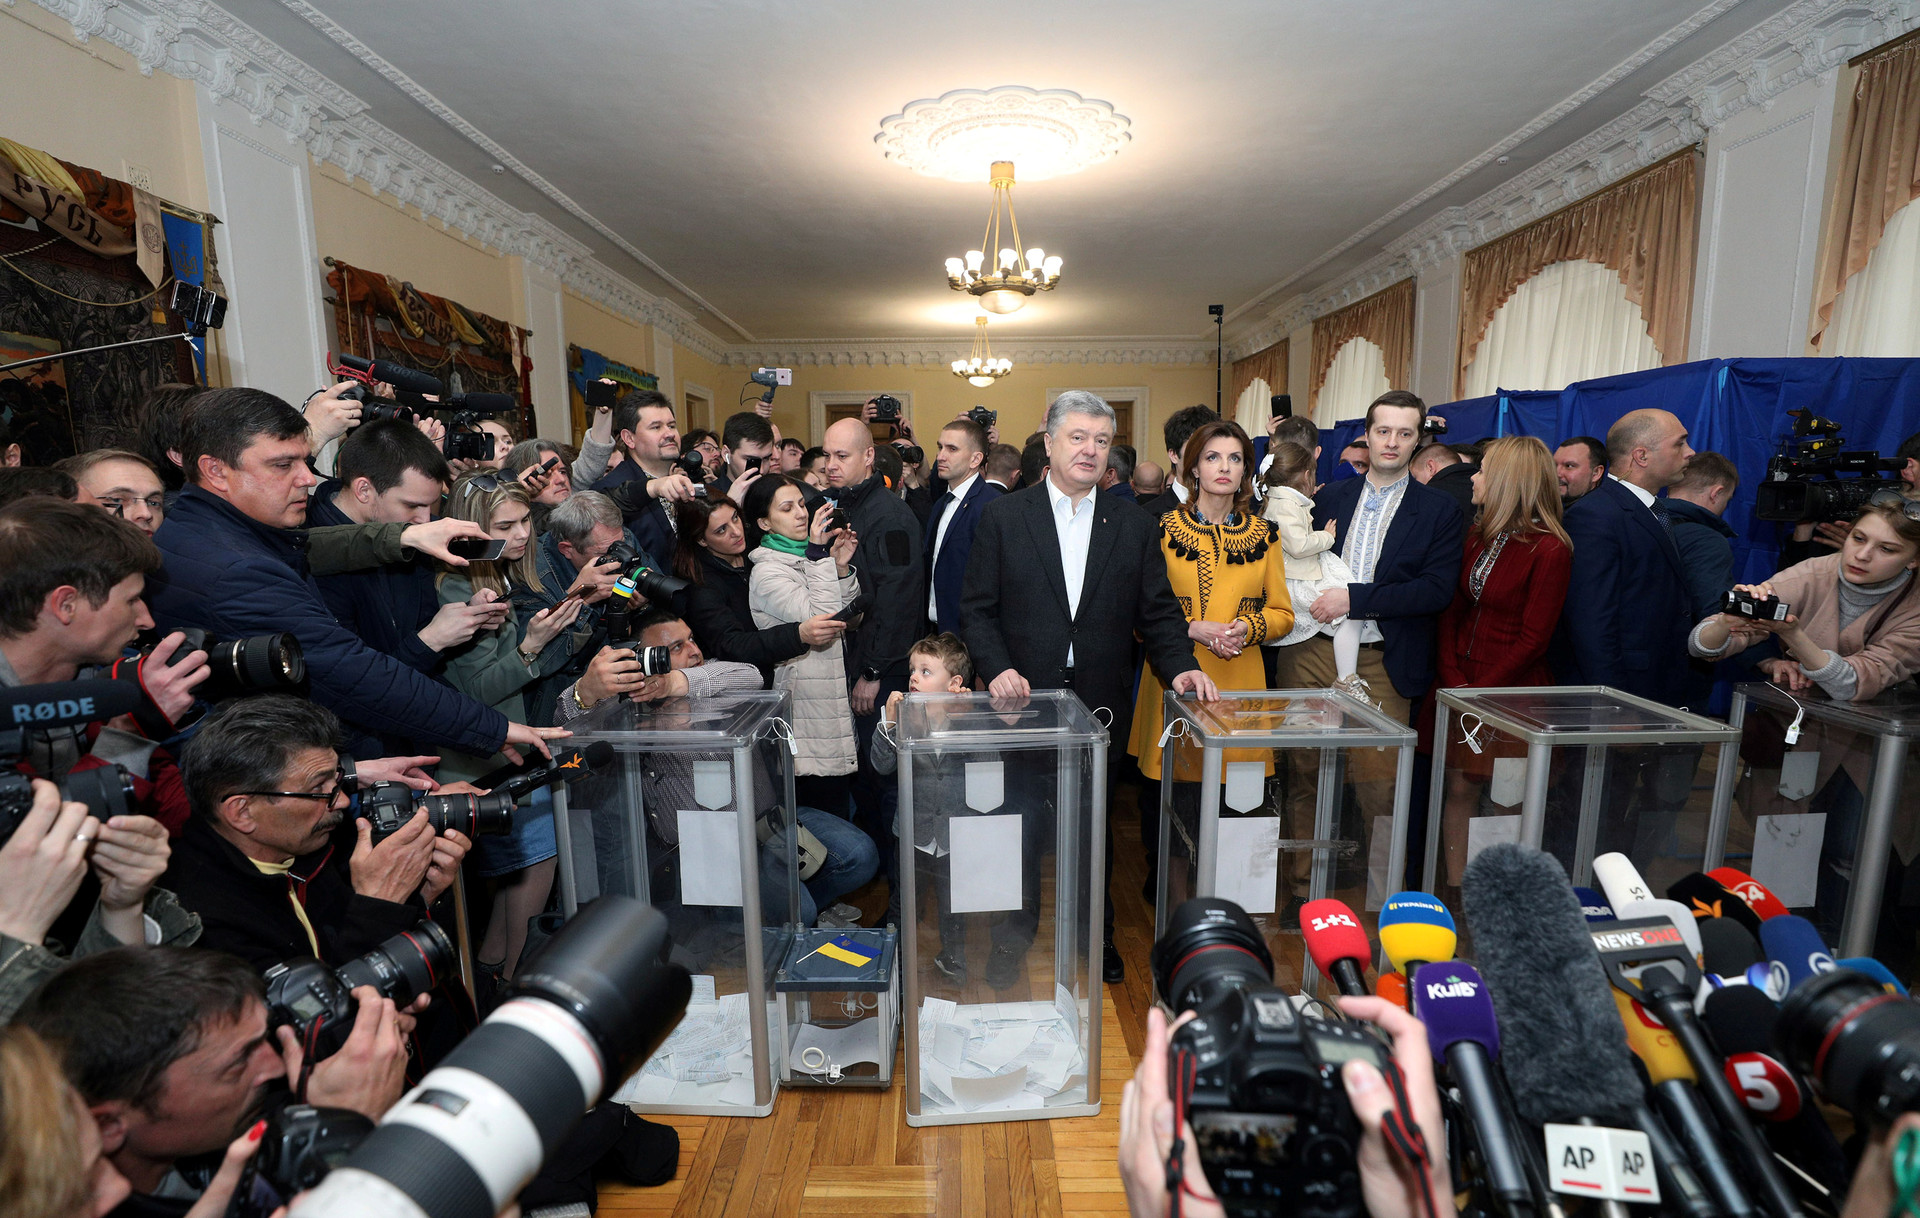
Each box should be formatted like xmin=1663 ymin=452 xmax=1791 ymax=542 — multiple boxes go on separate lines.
xmin=598 ymin=780 xmax=1309 ymax=1217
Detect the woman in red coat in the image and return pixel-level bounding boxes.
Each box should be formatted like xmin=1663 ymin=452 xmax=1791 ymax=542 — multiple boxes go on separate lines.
xmin=1436 ymin=435 xmax=1572 ymax=886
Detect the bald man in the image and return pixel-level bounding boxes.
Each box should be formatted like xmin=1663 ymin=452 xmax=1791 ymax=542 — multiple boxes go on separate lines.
xmin=823 ymin=414 xmax=926 ymax=923
xmin=1131 ymin=460 xmax=1166 ymax=500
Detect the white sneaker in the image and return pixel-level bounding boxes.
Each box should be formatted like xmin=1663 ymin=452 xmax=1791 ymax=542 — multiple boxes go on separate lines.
xmin=1332 ymin=674 xmax=1378 ymax=707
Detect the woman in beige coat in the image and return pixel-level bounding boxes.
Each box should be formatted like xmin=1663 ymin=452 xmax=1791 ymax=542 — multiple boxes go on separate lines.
xmin=746 ymin=473 xmax=861 ymax=812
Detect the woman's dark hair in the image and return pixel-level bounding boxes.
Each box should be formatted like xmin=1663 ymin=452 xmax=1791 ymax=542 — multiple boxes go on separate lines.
xmin=672 ymin=497 xmax=716 ymax=585
xmin=1178 ymin=419 xmax=1257 ymax=519
xmin=740 ymin=472 xmax=808 ymax=551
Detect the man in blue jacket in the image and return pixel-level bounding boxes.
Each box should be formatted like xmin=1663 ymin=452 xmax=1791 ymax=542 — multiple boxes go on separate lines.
xmin=147 ymin=387 xmax=564 ymax=763
xmin=308 ymin=419 xmax=504 ymax=676
xmin=589 ymin=389 xmax=700 ymax=564
xmin=925 ymin=415 xmax=1000 ymax=635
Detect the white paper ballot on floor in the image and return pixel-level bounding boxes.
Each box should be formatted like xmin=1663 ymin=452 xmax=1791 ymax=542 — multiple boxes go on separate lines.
xmin=949 ymin=814 xmax=1023 ymax=912
xmin=679 ymin=808 xmax=743 ymax=906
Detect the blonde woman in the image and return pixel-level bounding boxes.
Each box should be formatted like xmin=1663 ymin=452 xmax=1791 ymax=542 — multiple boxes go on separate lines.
xmin=1435 ymin=436 xmax=1572 ymax=885
xmin=437 ymin=472 xmax=584 ymax=989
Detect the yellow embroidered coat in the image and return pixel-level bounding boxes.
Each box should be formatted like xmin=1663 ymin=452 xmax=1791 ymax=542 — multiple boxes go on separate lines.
xmin=1128 ymin=505 xmax=1293 ymax=780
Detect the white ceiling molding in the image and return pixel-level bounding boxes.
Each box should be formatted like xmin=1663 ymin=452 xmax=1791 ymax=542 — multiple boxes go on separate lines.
xmin=20 ymin=0 xmax=735 ymax=363
xmin=723 ymin=337 xmax=1212 ymax=369
xmin=873 ymin=86 xmax=1133 ymax=182
xmin=1229 ymin=0 xmax=1920 ymax=363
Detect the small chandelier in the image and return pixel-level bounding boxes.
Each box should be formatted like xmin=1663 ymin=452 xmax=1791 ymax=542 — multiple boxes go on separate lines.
xmin=942 ymin=161 xmax=1061 ymax=315
xmin=952 ymin=316 xmax=1012 ymax=387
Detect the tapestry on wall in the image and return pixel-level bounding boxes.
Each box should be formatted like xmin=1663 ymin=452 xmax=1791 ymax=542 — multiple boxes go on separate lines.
xmin=0 ymin=137 xmax=215 ymax=460
xmin=566 ymin=342 xmax=656 ymax=444
xmin=322 ymin=257 xmax=534 ymax=442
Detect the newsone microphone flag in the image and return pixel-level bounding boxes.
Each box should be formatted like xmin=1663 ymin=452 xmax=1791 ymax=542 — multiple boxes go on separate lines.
xmin=1412 ymin=962 xmax=1536 ymax=1215
xmin=1300 ymin=898 xmax=1373 ymax=997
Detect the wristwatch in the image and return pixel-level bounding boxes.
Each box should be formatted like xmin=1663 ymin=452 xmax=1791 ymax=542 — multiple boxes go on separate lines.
xmin=858 ymin=666 xmax=880 ymax=684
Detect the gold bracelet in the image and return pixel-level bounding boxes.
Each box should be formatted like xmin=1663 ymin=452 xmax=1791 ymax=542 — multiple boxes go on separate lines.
xmin=572 ymin=684 xmax=593 ymax=711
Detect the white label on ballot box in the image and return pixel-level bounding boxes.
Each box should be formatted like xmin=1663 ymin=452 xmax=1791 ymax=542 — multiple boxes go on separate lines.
xmin=950 ymin=814 xmax=1023 ymax=912
xmin=1223 ymin=761 xmax=1265 ymax=813
xmin=1467 ymin=814 xmax=1522 ymax=864
xmin=1490 ymin=756 xmax=1526 ymax=808
xmin=1778 ymin=751 xmax=1820 ymax=801
xmin=679 ymin=808 xmax=744 ymax=906
xmin=965 ymin=761 xmax=1005 ymax=813
xmin=692 ymin=760 xmax=732 ymax=810
xmin=1753 ymin=813 xmax=1825 ymax=908
xmin=1213 ymin=816 xmax=1280 ymax=913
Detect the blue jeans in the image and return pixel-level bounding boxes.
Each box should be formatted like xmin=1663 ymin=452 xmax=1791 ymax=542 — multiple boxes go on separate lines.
xmin=758 ymin=806 xmax=880 ymax=925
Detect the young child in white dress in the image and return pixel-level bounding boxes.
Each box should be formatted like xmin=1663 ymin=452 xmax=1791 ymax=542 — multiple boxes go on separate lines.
xmin=1261 ymin=441 xmax=1370 ymax=702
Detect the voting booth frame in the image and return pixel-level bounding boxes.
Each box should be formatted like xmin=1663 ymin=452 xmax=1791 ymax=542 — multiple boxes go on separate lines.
xmin=1713 ymin=681 xmax=1920 ymax=959
xmin=1152 ymin=689 xmax=1417 ymax=998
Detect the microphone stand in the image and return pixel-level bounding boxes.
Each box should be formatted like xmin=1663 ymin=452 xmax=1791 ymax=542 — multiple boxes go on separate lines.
xmin=1209 ymin=304 xmax=1225 ymax=413
xmin=0 ymin=328 xmax=193 ymax=375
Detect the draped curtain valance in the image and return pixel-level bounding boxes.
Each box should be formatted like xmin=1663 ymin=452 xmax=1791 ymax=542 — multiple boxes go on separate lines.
xmin=1309 ymin=278 xmax=1413 ymax=418
xmin=1230 ymin=338 xmax=1287 ymax=410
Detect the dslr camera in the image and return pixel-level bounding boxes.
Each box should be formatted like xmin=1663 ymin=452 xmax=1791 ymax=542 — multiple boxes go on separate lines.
xmin=1 ymin=680 xmax=142 ymax=843
xmin=264 ymin=920 xmax=454 ymax=1060
xmin=1150 ymin=898 xmax=1390 ymax=1218
xmin=1723 ymin=587 xmax=1791 ymax=622
xmin=966 ymin=405 xmax=997 ymax=430
xmin=870 ymin=394 xmax=903 ymax=425
xmin=1778 ymin=968 xmax=1920 ymax=1126
xmin=230 ymin=1101 xmax=374 ymax=1218
xmin=359 ymin=780 xmax=515 ymax=845
xmin=1754 ymin=411 xmax=1905 ymax=522
xmin=110 ymin=628 xmax=305 ymax=711
xmin=598 ymin=539 xmax=691 ymax=605
xmin=673 ymin=450 xmax=710 ymax=496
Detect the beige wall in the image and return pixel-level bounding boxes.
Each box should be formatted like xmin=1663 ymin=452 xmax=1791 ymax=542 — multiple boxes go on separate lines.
xmin=309 ymin=164 xmax=516 ymax=321
xmin=560 ymin=290 xmax=652 ymax=368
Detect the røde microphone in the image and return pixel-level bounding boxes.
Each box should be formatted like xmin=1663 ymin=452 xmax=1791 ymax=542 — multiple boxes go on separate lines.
xmin=1573 ymin=887 xmax=1616 ymax=922
xmin=1300 ymin=898 xmax=1373 ymax=997
xmin=1708 ymin=868 xmax=1791 ymax=921
xmin=337 ymin=352 xmax=445 ymax=398
xmin=1413 ymin=962 xmax=1536 ymax=1217
xmin=1699 ymin=918 xmax=1765 ymax=981
xmin=1757 ymin=916 xmax=1835 ymax=994
xmin=1616 ymin=988 xmax=1758 ymax=1218
xmin=0 ymin=679 xmax=144 ymax=733
xmin=1378 ymin=891 xmax=1456 ymax=976
xmin=1670 ymin=872 xmax=1765 ymax=936
xmin=1700 ymin=985 xmax=1849 ymax=1200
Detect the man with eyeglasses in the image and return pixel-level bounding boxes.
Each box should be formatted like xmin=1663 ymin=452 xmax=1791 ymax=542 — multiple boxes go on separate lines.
xmin=53 ymin=449 xmax=168 ymax=537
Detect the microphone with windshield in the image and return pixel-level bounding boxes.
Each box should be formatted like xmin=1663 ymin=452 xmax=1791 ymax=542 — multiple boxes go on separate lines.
xmin=1758 ymin=916 xmax=1836 ymax=995
xmin=1669 ymin=871 xmax=1765 ymax=936
xmin=1412 ymin=961 xmax=1539 ymax=1218
xmin=1699 ymin=918 xmax=1764 ymax=983
xmin=1378 ymin=891 xmax=1457 ymax=977
xmin=1300 ymin=898 xmax=1374 ymax=997
xmin=1709 ymin=868 xmax=1791 ymax=922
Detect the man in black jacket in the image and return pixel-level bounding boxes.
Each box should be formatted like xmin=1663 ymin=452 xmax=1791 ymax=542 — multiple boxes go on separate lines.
xmin=589 ymin=390 xmax=700 ymax=564
xmin=962 ymin=390 xmax=1217 ymax=984
xmin=1409 ymin=442 xmax=1478 ymax=518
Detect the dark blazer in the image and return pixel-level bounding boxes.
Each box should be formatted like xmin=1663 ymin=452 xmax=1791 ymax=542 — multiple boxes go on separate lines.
xmin=1663 ymin=496 xmax=1737 ymax=621
xmin=1550 ymin=476 xmax=1693 ymax=706
xmin=306 ymin=481 xmax=443 ymax=675
xmin=961 ymin=483 xmax=1198 ymax=743
xmin=1311 ymin=475 xmax=1467 ymax=701
xmin=926 ymin=475 xmax=1002 ymax=634
xmin=590 ymin=461 xmax=675 ymax=568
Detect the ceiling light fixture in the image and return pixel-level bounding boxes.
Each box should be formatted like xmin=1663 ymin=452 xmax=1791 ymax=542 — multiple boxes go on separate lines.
xmin=942 ymin=161 xmax=1059 ymax=315
xmin=875 ymin=86 xmax=1131 ymax=182
xmin=952 ymin=316 xmax=1012 ymax=387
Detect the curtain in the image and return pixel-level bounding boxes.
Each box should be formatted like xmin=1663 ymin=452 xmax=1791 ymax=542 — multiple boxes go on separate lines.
xmin=1230 ymin=338 xmax=1287 ymax=410
xmin=1317 ymin=337 xmax=1391 ymax=426
xmin=1825 ymin=199 xmax=1920 ymax=355
xmin=1459 ymin=150 xmax=1699 ymax=395
xmin=1233 ymin=378 xmax=1273 ymax=434
xmin=1811 ymin=36 xmax=1920 ymax=349
xmin=1462 ymin=259 xmax=1662 ymax=396
xmin=1310 ymin=278 xmax=1412 ymax=420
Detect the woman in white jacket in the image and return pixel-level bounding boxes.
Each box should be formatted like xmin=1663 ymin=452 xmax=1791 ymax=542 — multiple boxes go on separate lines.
xmin=745 ymin=474 xmax=861 ymax=812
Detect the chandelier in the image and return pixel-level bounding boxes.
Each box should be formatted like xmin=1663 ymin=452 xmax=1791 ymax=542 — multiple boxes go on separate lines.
xmin=942 ymin=161 xmax=1061 ymax=315
xmin=952 ymin=316 xmax=1012 ymax=387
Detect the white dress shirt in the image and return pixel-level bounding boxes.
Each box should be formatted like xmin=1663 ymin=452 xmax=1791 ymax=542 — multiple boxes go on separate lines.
xmin=927 ymin=473 xmax=978 ymax=618
xmin=1044 ymin=474 xmax=1096 ymax=665
xmin=1608 ymin=472 xmax=1659 ymax=511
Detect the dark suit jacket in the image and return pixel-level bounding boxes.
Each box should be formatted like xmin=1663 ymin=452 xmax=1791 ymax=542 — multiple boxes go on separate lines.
xmin=927 ymin=476 xmax=1002 ymax=634
xmin=1550 ymin=476 xmax=1693 ymax=706
xmin=1311 ymin=475 xmax=1467 ymax=700
xmin=961 ymin=483 xmax=1198 ymax=743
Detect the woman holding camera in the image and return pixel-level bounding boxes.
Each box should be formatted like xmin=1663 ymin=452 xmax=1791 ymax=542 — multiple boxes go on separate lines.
xmin=744 ymin=474 xmax=861 ymax=813
xmin=434 ymin=472 xmax=585 ymax=990
xmin=672 ymin=497 xmax=847 ymax=687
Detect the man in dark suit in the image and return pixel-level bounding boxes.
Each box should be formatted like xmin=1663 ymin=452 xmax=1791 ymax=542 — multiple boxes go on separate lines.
xmin=963 ymin=390 xmax=1216 ymax=986
xmin=589 ymin=389 xmax=700 ymax=564
xmin=926 ymin=416 xmax=1000 ymax=635
xmin=1279 ymin=390 xmax=1466 ymax=914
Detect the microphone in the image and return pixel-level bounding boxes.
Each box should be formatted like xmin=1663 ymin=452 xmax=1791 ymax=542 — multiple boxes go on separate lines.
xmin=1463 ymin=846 xmax=1715 ymax=1218
xmin=446 ymin=392 xmax=518 ymax=414
xmin=1572 ymin=887 xmax=1616 ymax=922
xmin=498 ymin=741 xmax=616 ymax=802
xmin=1669 ymin=872 xmax=1764 ymax=936
xmin=1699 ymin=918 xmax=1764 ymax=981
xmin=1592 ymin=852 xmax=1659 ymax=908
xmin=1708 ymin=868 xmax=1791 ymax=921
xmin=1757 ymin=916 xmax=1836 ymax=994
xmin=1374 ymin=970 xmax=1408 ymax=1008
xmin=1615 ymin=987 xmax=1758 ymax=1218
xmin=1835 ymin=956 xmax=1908 ymax=995
xmin=1700 ymin=985 xmax=1849 ymax=1200
xmin=0 ymin=679 xmax=144 ymax=733
xmin=1413 ymin=961 xmax=1537 ymax=1217
xmin=337 ymin=352 xmax=445 ymax=397
xmin=1300 ymin=898 xmax=1373 ymax=997
xmin=1378 ymin=891 xmax=1457 ymax=975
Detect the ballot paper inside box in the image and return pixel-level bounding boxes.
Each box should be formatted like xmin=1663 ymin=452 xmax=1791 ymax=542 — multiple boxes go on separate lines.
xmin=775 ymin=926 xmax=898 ymax=1088
xmin=893 ymin=690 xmax=1108 ymax=1126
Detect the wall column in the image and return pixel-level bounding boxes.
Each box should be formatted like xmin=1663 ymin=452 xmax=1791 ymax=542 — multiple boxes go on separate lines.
xmin=1412 ymin=254 xmax=1462 ymax=405
xmin=514 ymin=258 xmax=569 ymax=439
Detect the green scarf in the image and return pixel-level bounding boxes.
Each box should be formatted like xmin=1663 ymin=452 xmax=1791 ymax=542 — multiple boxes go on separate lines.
xmin=760 ymin=532 xmax=809 ymax=556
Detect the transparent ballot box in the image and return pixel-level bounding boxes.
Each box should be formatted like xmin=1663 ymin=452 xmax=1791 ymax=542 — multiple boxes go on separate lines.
xmin=1153 ymin=690 xmax=1416 ymax=995
xmin=894 ymin=690 xmax=1107 ymax=1126
xmin=1424 ymin=686 xmax=1738 ymax=921
xmin=551 ymin=690 xmax=798 ymax=1117
xmin=774 ymin=926 xmax=899 ymax=1088
xmin=1711 ymin=683 xmax=1920 ymax=960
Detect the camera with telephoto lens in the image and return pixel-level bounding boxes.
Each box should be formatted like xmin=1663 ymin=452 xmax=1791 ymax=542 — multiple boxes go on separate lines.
xmin=1150 ymin=897 xmax=1389 ymax=1218
xmin=360 ymin=780 xmax=515 ymax=845
xmin=1723 ymin=587 xmax=1791 ymax=622
xmin=896 ymin=443 xmax=925 ymax=467
xmin=966 ymin=405 xmax=996 ymax=430
xmin=230 ymin=1101 xmax=375 ymax=1218
xmin=596 ymin=539 xmax=691 ymax=606
xmin=672 ymin=450 xmax=709 ymax=497
xmin=0 ymin=680 xmax=144 ymax=844
xmin=286 ymin=897 xmax=691 ymax=1218
xmin=263 ymin=920 xmax=455 ymax=1061
xmin=1754 ymin=411 xmax=1905 ymax=522
xmin=870 ymin=394 xmax=903 ymax=425
xmin=0 ymin=750 xmax=135 ymax=844
xmin=111 ymin=628 xmax=305 ymax=710
xmin=1777 ymin=967 xmax=1920 ymax=1126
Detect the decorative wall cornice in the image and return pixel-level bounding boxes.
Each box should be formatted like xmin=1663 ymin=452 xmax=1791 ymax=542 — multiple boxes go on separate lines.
xmin=1228 ymin=0 xmax=1920 ymax=361
xmin=720 ymin=338 xmax=1212 ymax=369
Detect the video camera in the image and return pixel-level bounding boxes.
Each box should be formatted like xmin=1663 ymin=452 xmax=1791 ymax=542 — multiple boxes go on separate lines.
xmin=0 ymin=680 xmax=141 ymax=842
xmin=1150 ymin=897 xmax=1392 ymax=1218
xmin=282 ymin=897 xmax=690 ymax=1218
xmin=326 ymin=354 xmax=522 ymax=461
xmin=1754 ymin=410 xmax=1905 ymax=522
xmin=264 ymin=919 xmax=455 ymax=1061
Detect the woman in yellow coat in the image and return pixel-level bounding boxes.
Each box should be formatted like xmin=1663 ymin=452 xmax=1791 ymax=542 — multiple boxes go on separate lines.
xmin=1129 ymin=419 xmax=1294 ymax=780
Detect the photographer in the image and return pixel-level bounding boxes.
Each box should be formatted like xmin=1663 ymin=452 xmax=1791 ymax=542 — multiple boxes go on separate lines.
xmin=147 ymin=388 xmax=564 ymax=765
xmin=590 ymin=390 xmax=698 ymax=564
xmin=510 ymin=490 xmax=635 ymax=726
xmin=309 ymin=420 xmax=505 ymax=680
xmin=672 ymin=496 xmax=844 ymax=685
xmin=18 ymin=945 xmax=407 ymax=1209
xmin=501 ymin=438 xmax=576 ymax=518
xmin=0 ymin=497 xmax=206 ymax=831
xmin=55 ymin=450 xmax=168 ymax=538
xmin=715 ymin=410 xmax=776 ymax=503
